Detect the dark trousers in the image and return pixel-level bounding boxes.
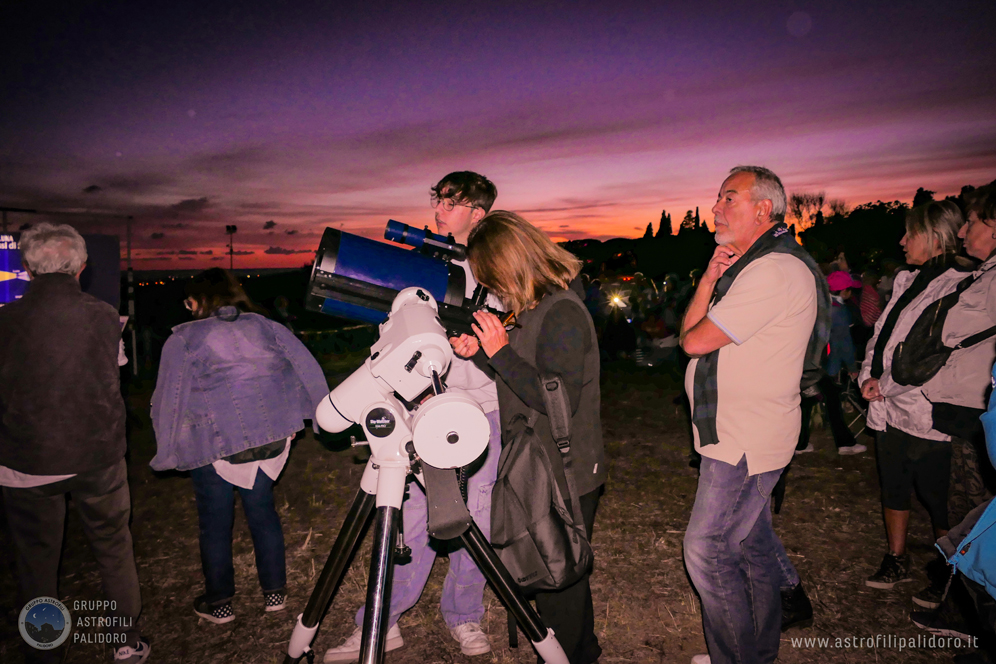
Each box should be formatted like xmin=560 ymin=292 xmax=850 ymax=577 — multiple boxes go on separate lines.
xmin=798 ymin=374 xmax=856 ymax=450
xmin=534 ymin=487 xmax=602 ymax=664
xmin=189 ymin=463 xmax=286 ymax=604
xmin=2 ymin=459 xmax=142 ymax=650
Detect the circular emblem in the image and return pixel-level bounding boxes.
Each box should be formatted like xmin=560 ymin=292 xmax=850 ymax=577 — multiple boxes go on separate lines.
xmin=19 ymin=597 xmax=71 ymax=650
xmin=365 ymin=407 xmax=396 ymax=438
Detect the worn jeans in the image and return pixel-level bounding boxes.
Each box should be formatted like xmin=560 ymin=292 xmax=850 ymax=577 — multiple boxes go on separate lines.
xmin=190 ymin=463 xmax=286 ymax=603
xmin=2 ymin=459 xmax=142 ymax=652
xmin=356 ymin=410 xmax=501 ymax=629
xmin=684 ymin=455 xmax=786 ymax=664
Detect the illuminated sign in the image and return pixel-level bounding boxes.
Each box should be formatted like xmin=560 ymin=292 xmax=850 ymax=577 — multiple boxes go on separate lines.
xmin=0 ymin=234 xmax=30 ymax=306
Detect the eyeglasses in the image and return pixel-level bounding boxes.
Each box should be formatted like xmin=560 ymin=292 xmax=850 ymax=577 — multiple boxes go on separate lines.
xmin=430 ymin=195 xmax=477 ymax=212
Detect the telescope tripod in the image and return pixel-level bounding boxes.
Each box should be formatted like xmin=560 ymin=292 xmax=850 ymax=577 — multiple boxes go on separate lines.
xmin=284 ymin=458 xmax=567 ymax=664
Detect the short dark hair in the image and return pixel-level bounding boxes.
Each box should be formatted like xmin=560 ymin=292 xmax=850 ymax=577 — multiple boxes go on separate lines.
xmin=965 ymin=185 xmax=996 ymax=222
xmin=185 ymin=268 xmax=267 ymax=319
xmin=431 ymin=171 xmax=497 ymax=212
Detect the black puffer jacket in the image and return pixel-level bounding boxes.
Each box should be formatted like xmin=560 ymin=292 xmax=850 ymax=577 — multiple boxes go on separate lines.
xmin=0 ymin=273 xmax=126 ymax=475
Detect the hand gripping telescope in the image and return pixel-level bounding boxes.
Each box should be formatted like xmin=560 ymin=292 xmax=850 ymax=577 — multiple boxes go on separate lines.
xmin=285 ymin=288 xmax=566 ymax=664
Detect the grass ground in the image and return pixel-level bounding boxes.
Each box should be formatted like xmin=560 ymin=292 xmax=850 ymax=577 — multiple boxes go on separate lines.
xmin=0 ymin=360 xmax=977 ymax=663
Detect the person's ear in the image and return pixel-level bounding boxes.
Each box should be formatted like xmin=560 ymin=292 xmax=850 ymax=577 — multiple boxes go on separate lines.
xmin=756 ymin=199 xmax=773 ymax=224
xmin=75 ymin=264 xmax=86 ymax=280
xmin=471 ymin=206 xmax=486 ymax=225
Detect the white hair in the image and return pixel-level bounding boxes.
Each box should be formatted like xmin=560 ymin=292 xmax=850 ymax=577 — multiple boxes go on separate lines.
xmin=18 ymin=223 xmax=88 ymax=275
xmin=729 ymin=165 xmax=787 ymax=223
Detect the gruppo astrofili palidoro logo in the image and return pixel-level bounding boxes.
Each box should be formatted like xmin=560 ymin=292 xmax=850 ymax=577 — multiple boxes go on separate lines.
xmin=19 ymin=597 xmax=72 ymax=650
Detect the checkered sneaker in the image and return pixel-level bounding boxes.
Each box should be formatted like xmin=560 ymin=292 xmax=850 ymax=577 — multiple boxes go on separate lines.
xmin=193 ymin=598 xmax=235 ymax=624
xmin=263 ymin=591 xmax=286 ymax=612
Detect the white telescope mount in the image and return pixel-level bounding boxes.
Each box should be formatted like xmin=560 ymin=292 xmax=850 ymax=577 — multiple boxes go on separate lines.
xmin=284 ymin=287 xmax=567 ymax=664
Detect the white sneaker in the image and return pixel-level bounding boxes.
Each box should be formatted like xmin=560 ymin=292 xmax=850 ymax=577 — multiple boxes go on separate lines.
xmin=324 ymin=624 xmax=404 ymax=663
xmin=449 ymin=622 xmax=491 ymax=656
xmin=838 ymin=443 xmax=867 ymax=456
xmin=794 ymin=443 xmax=815 ymax=455
xmin=691 ymin=655 xmax=711 ymax=664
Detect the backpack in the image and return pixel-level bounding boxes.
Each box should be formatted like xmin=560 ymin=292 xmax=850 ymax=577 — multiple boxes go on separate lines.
xmin=891 ymin=272 xmax=996 ymax=387
xmin=489 ymin=374 xmax=593 ymax=594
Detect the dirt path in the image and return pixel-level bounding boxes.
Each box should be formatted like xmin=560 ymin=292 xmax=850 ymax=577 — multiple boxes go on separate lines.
xmin=0 ymin=363 xmax=969 ymax=663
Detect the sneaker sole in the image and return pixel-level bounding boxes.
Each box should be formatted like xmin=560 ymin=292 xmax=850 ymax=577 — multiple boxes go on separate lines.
xmin=265 ymin=603 xmax=286 ymax=612
xmin=838 ymin=448 xmax=867 ymax=455
xmin=865 ymin=577 xmax=912 ymax=589
xmin=194 ymin=608 xmax=235 ymax=624
xmin=912 ymin=596 xmax=942 ymax=610
xmin=459 ymin=643 xmax=492 ymax=656
xmin=910 ymin=616 xmax=973 ymax=640
xmin=324 ymin=635 xmax=403 ymax=663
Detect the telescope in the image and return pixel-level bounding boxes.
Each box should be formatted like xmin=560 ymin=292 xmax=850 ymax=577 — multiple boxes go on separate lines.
xmin=304 ymin=221 xmax=505 ymax=337
xmin=285 ymin=288 xmax=567 ymax=664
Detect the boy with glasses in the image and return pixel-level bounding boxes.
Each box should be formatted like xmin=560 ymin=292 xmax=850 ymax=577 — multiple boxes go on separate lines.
xmin=325 ymin=171 xmax=501 ymax=662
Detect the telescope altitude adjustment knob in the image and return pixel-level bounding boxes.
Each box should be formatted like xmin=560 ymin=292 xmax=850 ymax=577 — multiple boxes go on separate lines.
xmin=446 ymin=432 xmax=459 ymax=444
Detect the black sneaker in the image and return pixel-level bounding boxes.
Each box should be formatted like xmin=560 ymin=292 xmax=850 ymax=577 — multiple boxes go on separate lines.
xmin=865 ymin=553 xmax=912 ymax=589
xmin=781 ymin=583 xmax=814 ymax=631
xmin=193 ymin=596 xmax=235 ymax=624
xmin=910 ymin=609 xmax=974 ymax=640
xmin=912 ymin=582 xmax=945 ymax=609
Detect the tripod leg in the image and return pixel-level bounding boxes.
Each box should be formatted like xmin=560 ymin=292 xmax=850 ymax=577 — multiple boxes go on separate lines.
xmin=285 ymin=488 xmax=376 ymax=664
xmin=459 ymin=521 xmax=569 ymax=664
xmin=359 ymin=505 xmax=400 ymax=664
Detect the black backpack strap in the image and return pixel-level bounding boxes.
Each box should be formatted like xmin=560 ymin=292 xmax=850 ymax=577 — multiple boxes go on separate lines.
xmin=541 ymin=374 xmax=572 ymax=453
xmin=538 ymin=373 xmax=587 ymax=528
xmin=953 ymin=325 xmax=996 ymax=350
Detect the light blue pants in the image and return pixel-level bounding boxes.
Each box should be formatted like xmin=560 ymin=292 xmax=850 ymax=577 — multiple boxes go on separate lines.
xmin=356 ymin=410 xmax=502 ymax=629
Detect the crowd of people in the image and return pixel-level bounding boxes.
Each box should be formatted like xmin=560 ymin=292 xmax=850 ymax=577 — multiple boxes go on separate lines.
xmin=0 ymin=167 xmax=994 ymax=664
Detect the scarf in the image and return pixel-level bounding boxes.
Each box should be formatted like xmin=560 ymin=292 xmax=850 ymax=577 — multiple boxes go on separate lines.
xmin=692 ymin=223 xmax=831 ymax=447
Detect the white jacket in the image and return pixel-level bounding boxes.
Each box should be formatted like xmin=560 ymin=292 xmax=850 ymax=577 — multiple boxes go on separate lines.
xmin=859 ymin=260 xmax=975 ymax=441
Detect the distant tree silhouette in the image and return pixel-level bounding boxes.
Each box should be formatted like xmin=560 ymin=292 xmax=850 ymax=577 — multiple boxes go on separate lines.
xmin=789 ymin=191 xmax=827 ymax=230
xmin=680 ymin=210 xmax=696 ymax=232
xmin=656 ymin=210 xmax=668 ymax=238
xmin=694 ymin=207 xmax=700 ymax=229
xmin=643 ymin=222 xmax=654 ymax=239
xmin=913 ymin=187 xmax=936 ymax=207
xmin=828 ymin=199 xmax=848 ymax=217
xmin=813 ymin=210 xmax=825 ymax=227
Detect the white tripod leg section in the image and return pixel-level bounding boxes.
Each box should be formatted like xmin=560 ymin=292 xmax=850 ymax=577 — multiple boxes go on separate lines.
xmin=533 ymin=628 xmax=568 ymax=664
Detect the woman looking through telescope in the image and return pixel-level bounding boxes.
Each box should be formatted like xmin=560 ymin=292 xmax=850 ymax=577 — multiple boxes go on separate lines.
xmin=452 ymin=210 xmax=606 ymax=664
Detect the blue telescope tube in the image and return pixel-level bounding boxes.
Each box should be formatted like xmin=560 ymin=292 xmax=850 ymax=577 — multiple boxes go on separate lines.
xmin=306 ymin=227 xmax=466 ymax=325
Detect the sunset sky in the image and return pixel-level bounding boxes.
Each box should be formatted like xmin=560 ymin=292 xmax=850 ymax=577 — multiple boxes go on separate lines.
xmin=1 ymin=0 xmax=994 ymax=269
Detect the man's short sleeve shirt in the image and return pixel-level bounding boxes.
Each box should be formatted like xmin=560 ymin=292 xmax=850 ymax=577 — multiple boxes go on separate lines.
xmin=684 ymin=253 xmax=817 ymax=474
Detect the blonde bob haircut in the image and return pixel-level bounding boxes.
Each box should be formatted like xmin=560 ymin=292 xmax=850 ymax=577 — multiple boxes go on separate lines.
xmin=905 ymin=200 xmax=964 ymax=257
xmin=467 ymin=210 xmax=582 ymax=314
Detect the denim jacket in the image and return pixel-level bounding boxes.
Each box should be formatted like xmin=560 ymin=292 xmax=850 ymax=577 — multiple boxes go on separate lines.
xmin=150 ymin=308 xmax=329 ymax=471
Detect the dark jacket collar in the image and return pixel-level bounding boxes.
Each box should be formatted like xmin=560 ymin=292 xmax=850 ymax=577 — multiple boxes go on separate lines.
xmin=26 ymin=272 xmax=81 ymax=296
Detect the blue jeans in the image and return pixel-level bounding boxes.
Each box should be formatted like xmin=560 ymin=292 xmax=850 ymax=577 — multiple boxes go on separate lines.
xmin=190 ymin=464 xmax=286 ymax=604
xmin=357 ymin=410 xmax=502 ymax=629
xmin=683 ymin=455 xmax=786 ymax=664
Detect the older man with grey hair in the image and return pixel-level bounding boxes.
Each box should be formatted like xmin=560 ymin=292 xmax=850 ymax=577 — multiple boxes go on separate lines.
xmin=0 ymin=223 xmax=149 ymax=663
xmin=680 ymin=167 xmax=830 ymax=664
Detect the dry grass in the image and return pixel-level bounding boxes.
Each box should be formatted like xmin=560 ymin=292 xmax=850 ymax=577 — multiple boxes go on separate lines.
xmin=0 ymin=361 xmax=975 ymax=663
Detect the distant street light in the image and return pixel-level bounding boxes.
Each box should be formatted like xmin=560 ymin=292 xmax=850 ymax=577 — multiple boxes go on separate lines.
xmin=225 ymin=225 xmax=238 ymax=270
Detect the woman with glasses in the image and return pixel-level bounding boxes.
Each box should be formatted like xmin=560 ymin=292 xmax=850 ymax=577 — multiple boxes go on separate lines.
xmin=150 ymin=268 xmax=328 ymax=624
xmin=452 ymin=211 xmax=605 ymax=664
